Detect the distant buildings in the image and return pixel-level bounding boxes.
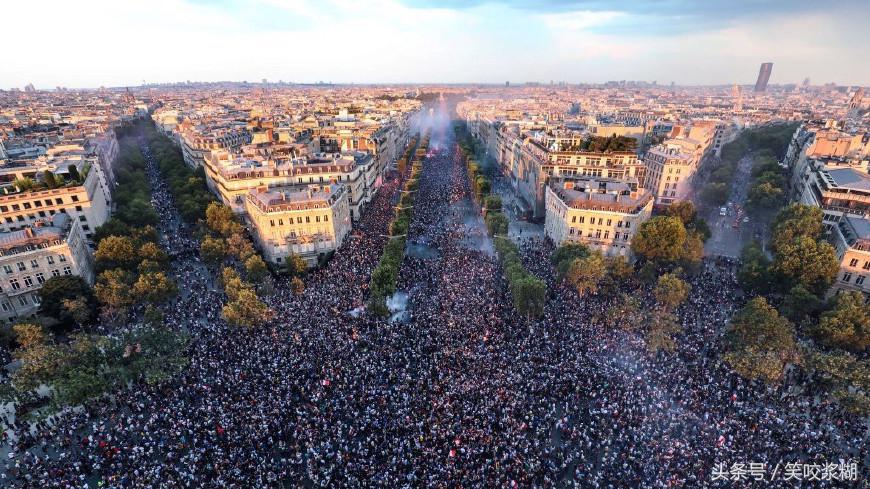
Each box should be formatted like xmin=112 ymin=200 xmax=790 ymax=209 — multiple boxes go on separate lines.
xmin=0 ymin=214 xmax=94 ymax=323
xmin=544 ymin=176 xmax=653 ymax=257
xmin=754 ymin=62 xmax=773 ymax=93
xmin=244 ymin=184 xmax=351 ymax=266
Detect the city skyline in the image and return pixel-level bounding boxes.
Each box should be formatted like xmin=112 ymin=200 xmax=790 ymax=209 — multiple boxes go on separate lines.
xmin=3 ymin=0 xmax=870 ymax=90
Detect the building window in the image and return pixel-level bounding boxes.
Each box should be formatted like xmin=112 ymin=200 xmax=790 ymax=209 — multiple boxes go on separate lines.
xmin=270 ymin=220 xmax=275 ymax=227
xmin=59 ymin=255 xmax=67 ymax=263
xmin=10 ymin=279 xmax=20 ymax=291
xmin=71 ymin=195 xmax=79 ymax=202
xmin=3 ymin=265 xmax=12 ymax=274
xmin=850 ymin=258 xmax=859 ymax=267
xmin=30 ymin=260 xmax=39 ymax=268
xmin=0 ymin=302 xmax=8 ymax=312
xmin=857 ymin=275 xmax=866 ymax=286
xmin=47 ymin=256 xmax=55 ymax=265
xmin=35 ymin=273 xmax=45 ymax=284
xmin=51 ymin=269 xmax=61 ymax=277
xmin=18 ymin=296 xmax=28 ymax=307
xmin=864 ymin=261 xmax=870 ymax=270
xmin=24 ymin=276 xmax=33 ymax=288
xmin=32 ymin=294 xmax=41 ymax=305
xmin=324 ymin=215 xmax=328 ymax=222
xmin=843 ymin=272 xmax=852 ymax=282
xmin=63 ymin=266 xmax=72 ymax=275
xmin=17 ymin=262 xmax=26 ymax=272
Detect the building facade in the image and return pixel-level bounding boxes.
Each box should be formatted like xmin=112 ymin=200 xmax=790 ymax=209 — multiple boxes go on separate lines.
xmin=0 ymin=214 xmax=94 ymax=323
xmin=244 ymin=184 xmax=351 ymax=267
xmin=544 ymin=176 xmax=654 ymax=258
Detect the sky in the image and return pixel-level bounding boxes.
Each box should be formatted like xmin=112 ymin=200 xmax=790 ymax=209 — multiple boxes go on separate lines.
xmin=3 ymin=0 xmax=869 ymax=89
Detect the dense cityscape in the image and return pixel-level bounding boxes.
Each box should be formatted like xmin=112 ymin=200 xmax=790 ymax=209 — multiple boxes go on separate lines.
xmin=1 ymin=1 xmax=869 ymax=487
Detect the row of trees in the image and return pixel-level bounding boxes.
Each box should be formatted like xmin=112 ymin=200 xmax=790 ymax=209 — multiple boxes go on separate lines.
xmin=141 ymin=120 xmax=215 ymax=223
xmin=455 ymin=123 xmax=547 ymax=318
xmin=396 ymin=135 xmax=419 ymax=176
xmin=368 ymin=137 xmax=422 ymax=317
xmin=701 ymin=123 xmax=798 ymax=206
xmin=6 ymin=322 xmax=188 ymax=408
xmin=631 ymin=201 xmax=708 ymax=270
xmin=200 ymin=203 xmax=275 ymax=327
xmin=13 ymin=166 xmax=84 ymax=193
xmin=728 ymin=203 xmax=868 ymax=413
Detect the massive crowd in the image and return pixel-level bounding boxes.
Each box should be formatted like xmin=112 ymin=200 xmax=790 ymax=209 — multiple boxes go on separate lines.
xmin=0 ymin=107 xmax=867 ymax=488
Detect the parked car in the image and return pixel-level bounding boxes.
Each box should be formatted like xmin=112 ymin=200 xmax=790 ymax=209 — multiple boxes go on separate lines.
xmin=719 ymin=207 xmax=727 ymax=216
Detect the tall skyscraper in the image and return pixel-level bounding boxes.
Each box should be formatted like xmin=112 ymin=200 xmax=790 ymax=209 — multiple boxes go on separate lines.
xmin=754 ymin=62 xmax=773 ymax=92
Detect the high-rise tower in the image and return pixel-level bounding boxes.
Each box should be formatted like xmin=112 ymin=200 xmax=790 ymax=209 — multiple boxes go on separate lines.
xmin=754 ymin=62 xmax=773 ymax=92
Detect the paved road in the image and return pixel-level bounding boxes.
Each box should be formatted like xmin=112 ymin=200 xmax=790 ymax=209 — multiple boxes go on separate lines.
xmin=704 ymin=154 xmax=766 ymax=258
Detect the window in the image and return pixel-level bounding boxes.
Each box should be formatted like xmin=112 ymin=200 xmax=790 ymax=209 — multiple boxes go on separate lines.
xmin=51 ymin=269 xmax=61 ymax=277
xmin=30 ymin=260 xmax=38 ymax=268
xmin=58 ymin=255 xmax=67 ymax=263
xmin=606 ymin=219 xmax=611 ymax=226
xmin=24 ymin=276 xmax=33 ymax=288
xmin=54 ymin=198 xmax=63 ymax=205
xmin=864 ymin=261 xmax=870 ymax=270
xmin=0 ymin=302 xmax=8 ymax=312
xmin=18 ymin=296 xmax=28 ymax=307
xmin=316 ymin=216 xmax=321 ymax=223
xmin=47 ymin=256 xmax=55 ymax=265
xmin=71 ymin=195 xmax=79 ymax=202
xmin=572 ymin=216 xmax=576 ymax=223
xmin=32 ymin=295 xmax=40 ymax=305
xmin=10 ymin=279 xmax=20 ymax=291
xmin=857 ymin=275 xmax=866 ymax=286
xmin=270 ymin=220 xmax=275 ymax=227
xmin=63 ymin=266 xmax=72 ymax=275
xmin=843 ymin=272 xmax=852 ymax=282
xmin=625 ymin=222 xmax=631 ymax=229
xmin=35 ymin=273 xmax=45 ymax=284
xmin=17 ymin=262 xmax=26 ymax=272
xmin=305 ymin=216 xmax=310 ymax=223
xmin=3 ymin=265 xmax=12 ymax=274
xmin=324 ymin=215 xmax=328 ymax=222
xmin=75 ymin=205 xmax=83 ymax=212
xmin=850 ymin=258 xmax=859 ymax=267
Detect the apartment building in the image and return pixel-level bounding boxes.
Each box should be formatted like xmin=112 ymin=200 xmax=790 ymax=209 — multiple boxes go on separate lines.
xmin=244 ymin=184 xmax=351 ymax=267
xmin=830 ymin=215 xmax=870 ymax=295
xmin=544 ymin=176 xmax=654 ymax=258
xmin=643 ymin=137 xmax=705 ymax=205
xmin=0 ymin=213 xmax=94 ymax=323
xmin=0 ymin=158 xmax=111 ymax=240
xmin=203 ymin=149 xmax=378 ymax=220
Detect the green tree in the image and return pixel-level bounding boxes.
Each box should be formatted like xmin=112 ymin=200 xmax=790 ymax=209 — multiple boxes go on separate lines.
xmin=291 ymin=277 xmax=305 ymax=296
xmin=13 ymin=323 xmax=47 ymax=349
xmin=737 ymin=242 xmax=771 ymax=293
xmin=552 ymin=243 xmax=590 ymax=278
xmin=565 ymin=251 xmax=606 ymax=296
xmin=61 ymin=297 xmax=92 ymax=329
xmin=95 ymin=235 xmax=139 ymax=271
xmin=770 ymin=204 xmax=825 ymax=253
xmin=805 ymin=350 xmax=870 ymax=415
xmin=222 ymin=288 xmax=273 ymax=327
xmin=94 ymin=268 xmax=135 ymax=322
xmin=244 ymin=254 xmax=269 ymax=283
xmin=227 ymin=233 xmax=256 ymax=262
xmin=484 ymin=194 xmax=502 ymax=212
xmin=285 ymin=253 xmax=308 ymax=276
xmin=780 ymin=285 xmax=824 ymax=326
xmin=814 ymin=291 xmax=870 ymax=353
xmin=485 ymin=212 xmax=509 ymax=237
xmin=770 ymin=236 xmax=839 ymax=293
xmin=206 ymin=202 xmax=242 ymax=237
xmin=646 ymin=310 xmax=682 ymax=353
xmin=724 ymin=297 xmax=799 ymax=384
xmin=133 ymin=271 xmax=177 ymax=305
xmin=138 ymin=241 xmax=168 ymax=266
xmin=511 ymin=276 xmax=546 ymax=318
xmin=632 ymin=216 xmax=687 ymax=262
xmin=664 ymin=201 xmax=697 ymax=225
xmin=654 ymin=273 xmax=691 ymax=311
xmin=200 ymin=236 xmax=228 ymax=267
xmin=38 ymin=276 xmax=95 ymax=326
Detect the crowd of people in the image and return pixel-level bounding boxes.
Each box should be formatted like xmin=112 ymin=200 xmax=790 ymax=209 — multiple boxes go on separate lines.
xmin=0 ymin=106 xmax=867 ymax=488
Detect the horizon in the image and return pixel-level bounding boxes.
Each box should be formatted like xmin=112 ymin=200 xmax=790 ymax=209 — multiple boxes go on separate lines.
xmin=3 ymin=0 xmax=869 ymax=89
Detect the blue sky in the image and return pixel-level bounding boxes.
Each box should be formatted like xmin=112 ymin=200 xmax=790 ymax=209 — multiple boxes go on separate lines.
xmin=3 ymin=0 xmax=868 ymax=89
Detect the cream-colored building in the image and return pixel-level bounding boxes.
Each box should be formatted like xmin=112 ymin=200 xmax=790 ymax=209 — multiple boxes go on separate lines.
xmin=204 ymin=149 xmax=378 ymax=221
xmin=643 ymin=138 xmax=705 ymax=205
xmin=0 ymin=213 xmax=94 ymax=323
xmin=544 ymin=176 xmax=654 ymax=258
xmin=0 ymin=158 xmax=111 ymax=240
xmin=830 ymin=215 xmax=870 ymax=296
xmin=244 ymin=184 xmax=351 ymax=267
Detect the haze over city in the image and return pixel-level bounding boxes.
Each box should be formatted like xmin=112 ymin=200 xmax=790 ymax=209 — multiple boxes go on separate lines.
xmin=3 ymin=0 xmax=870 ymax=89
xmin=1 ymin=1 xmax=869 ymax=487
